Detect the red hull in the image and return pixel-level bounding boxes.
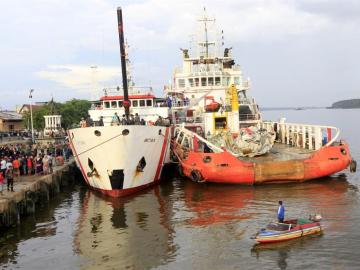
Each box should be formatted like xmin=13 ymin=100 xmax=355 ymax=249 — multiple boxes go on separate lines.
xmin=88 ymin=180 xmax=161 ymax=197
xmin=174 ymin=142 xmax=353 ymax=184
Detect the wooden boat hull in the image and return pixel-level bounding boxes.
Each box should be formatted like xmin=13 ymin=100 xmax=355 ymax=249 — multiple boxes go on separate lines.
xmin=173 ymin=141 xmax=353 ymax=184
xmin=255 ymin=221 xmax=322 ymax=244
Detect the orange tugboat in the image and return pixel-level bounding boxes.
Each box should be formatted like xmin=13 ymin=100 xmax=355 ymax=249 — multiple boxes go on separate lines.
xmin=168 ymin=10 xmax=356 ymax=184
xmin=171 ymin=85 xmax=356 ymax=184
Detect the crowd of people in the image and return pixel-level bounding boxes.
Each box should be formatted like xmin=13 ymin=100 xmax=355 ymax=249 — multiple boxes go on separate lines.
xmin=79 ymin=113 xmax=151 ymax=127
xmin=0 ymin=141 xmax=72 ymax=193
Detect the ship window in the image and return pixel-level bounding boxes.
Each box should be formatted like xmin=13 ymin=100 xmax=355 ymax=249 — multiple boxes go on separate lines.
xmin=215 ymin=117 xmax=227 ymax=129
xmin=139 ymin=100 xmax=145 ymax=107
xmin=215 ymin=77 xmax=221 ymax=86
xmin=189 ymin=78 xmax=194 ymax=87
xmin=146 ymin=100 xmax=152 ymax=106
xmin=222 ymin=77 xmax=230 ymax=86
xmin=132 ymin=100 xmax=138 ymax=107
xmin=194 ymin=78 xmax=199 ymax=86
xmin=111 ymin=101 xmax=117 ymax=108
xmin=208 ymin=77 xmax=214 ymax=86
xmin=104 ymin=101 xmax=110 ymax=108
xmin=234 ymin=77 xmax=240 ymax=85
xmin=178 ymin=79 xmax=185 ymax=88
xmin=201 ymin=77 xmax=207 ymax=86
xmin=118 ymin=101 xmax=123 ymax=107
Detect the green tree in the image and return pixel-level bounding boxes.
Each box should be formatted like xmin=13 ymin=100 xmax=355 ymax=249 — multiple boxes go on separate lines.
xmin=60 ymin=99 xmax=91 ymax=129
xmin=22 ymin=99 xmax=91 ymax=130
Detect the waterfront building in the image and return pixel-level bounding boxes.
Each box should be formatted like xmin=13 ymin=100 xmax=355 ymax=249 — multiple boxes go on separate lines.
xmin=0 ymin=111 xmax=23 ymax=132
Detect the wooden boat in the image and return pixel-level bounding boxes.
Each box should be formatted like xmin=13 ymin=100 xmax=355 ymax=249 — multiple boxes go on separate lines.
xmin=253 ymin=218 xmax=322 ymax=244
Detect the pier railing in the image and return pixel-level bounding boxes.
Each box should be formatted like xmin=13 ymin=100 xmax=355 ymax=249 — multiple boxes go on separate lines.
xmin=260 ymin=121 xmax=340 ymax=150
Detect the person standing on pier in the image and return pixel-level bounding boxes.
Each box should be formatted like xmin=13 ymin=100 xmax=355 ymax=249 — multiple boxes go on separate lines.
xmin=6 ymin=164 xmax=14 ymax=192
xmin=0 ymin=157 xmax=6 ymax=178
xmin=278 ymin=201 xmax=285 ymax=223
xmin=27 ymin=156 xmax=34 ymax=175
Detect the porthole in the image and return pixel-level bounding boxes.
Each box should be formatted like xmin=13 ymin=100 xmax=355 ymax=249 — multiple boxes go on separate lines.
xmin=203 ymin=156 xmax=212 ymax=163
xmin=122 ymin=129 xmax=130 ymax=136
xmin=94 ymin=130 xmax=101 ymax=136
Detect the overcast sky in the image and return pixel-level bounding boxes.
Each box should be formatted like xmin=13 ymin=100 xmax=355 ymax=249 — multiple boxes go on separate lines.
xmin=0 ymin=0 xmax=359 ymax=110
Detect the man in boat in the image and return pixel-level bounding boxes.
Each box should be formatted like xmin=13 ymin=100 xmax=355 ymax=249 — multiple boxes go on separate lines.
xmin=278 ymin=201 xmax=285 ymax=223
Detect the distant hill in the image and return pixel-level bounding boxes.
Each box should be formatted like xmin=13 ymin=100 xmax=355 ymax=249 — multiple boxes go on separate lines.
xmin=330 ymin=99 xmax=360 ymax=109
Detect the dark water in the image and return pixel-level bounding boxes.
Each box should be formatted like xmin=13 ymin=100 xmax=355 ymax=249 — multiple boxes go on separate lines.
xmin=1 ymin=109 xmax=359 ymax=270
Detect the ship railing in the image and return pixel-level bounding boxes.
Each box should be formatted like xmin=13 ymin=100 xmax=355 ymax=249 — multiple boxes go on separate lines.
xmin=239 ymin=114 xmax=260 ymax=121
xmin=172 ymin=116 xmax=204 ymax=125
xmin=170 ymin=100 xmax=190 ymax=108
xmin=239 ymin=97 xmax=256 ymax=105
xmin=103 ymin=86 xmax=154 ymax=96
xmin=173 ymin=125 xmax=224 ymax=153
xmin=260 ymin=121 xmax=340 ymax=150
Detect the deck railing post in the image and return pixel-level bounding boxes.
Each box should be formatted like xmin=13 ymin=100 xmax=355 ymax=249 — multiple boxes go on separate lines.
xmin=314 ymin=127 xmax=322 ymax=150
xmin=309 ymin=126 xmax=314 ymax=150
xmin=302 ymin=126 xmax=306 ymax=149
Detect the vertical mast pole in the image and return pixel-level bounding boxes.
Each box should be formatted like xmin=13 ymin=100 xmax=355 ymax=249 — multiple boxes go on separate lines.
xmin=117 ymin=7 xmax=130 ymax=120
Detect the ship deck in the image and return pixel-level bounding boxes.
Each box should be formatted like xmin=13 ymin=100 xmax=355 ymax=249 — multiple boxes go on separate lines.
xmin=239 ymin=143 xmax=314 ymax=164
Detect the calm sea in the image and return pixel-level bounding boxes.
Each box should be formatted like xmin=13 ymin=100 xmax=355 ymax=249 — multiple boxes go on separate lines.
xmin=1 ymin=109 xmax=359 ymax=270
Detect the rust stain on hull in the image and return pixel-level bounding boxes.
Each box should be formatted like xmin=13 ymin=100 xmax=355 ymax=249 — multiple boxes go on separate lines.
xmin=254 ymin=160 xmax=305 ymax=183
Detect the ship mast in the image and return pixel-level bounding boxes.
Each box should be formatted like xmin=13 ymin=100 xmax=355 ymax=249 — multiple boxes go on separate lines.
xmin=198 ymin=8 xmax=215 ymax=59
xmin=117 ymin=7 xmax=130 ymax=120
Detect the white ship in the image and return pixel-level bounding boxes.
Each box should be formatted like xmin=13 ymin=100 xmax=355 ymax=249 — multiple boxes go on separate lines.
xmin=68 ymin=7 xmax=171 ymax=197
xmin=165 ymin=9 xmax=261 ymax=128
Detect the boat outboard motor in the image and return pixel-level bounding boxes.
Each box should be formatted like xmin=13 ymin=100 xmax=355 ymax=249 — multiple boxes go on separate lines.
xmin=309 ymin=214 xmax=322 ymax=222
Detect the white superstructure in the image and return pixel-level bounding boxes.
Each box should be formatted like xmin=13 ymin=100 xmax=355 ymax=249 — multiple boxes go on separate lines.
xmin=166 ymin=9 xmax=261 ymax=127
xmin=89 ymin=88 xmax=169 ymax=125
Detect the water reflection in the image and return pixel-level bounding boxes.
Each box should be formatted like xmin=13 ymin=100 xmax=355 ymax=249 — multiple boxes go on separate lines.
xmin=0 ymin=190 xmax=75 ymax=267
xmin=251 ymin=234 xmax=323 ymax=270
xmin=179 ymin=179 xmax=255 ymax=226
xmin=74 ymin=186 xmax=177 ymax=270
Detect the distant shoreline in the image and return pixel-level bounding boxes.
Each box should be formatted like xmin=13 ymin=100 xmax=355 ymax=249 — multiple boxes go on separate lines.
xmin=261 ymin=107 xmax=324 ymax=111
xmin=328 ymin=99 xmax=360 ymax=109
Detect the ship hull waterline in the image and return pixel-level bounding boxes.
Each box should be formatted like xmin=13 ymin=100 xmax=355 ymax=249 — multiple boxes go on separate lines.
xmin=173 ymin=141 xmax=353 ymax=184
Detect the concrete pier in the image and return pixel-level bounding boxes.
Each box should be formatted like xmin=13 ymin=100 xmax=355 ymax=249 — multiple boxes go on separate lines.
xmin=0 ymin=159 xmax=80 ymax=230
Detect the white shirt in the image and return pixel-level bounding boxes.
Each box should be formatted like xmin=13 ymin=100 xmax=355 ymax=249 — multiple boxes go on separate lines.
xmin=1 ymin=160 xmax=6 ymax=170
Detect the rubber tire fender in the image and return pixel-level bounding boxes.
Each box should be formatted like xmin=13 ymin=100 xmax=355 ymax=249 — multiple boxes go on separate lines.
xmin=191 ymin=170 xmax=204 ymax=183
